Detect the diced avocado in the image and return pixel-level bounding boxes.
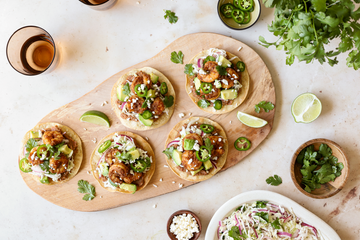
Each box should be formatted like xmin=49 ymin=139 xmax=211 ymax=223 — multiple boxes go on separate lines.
xmin=221 ymin=89 xmax=238 ymax=100
xmin=194 ymin=77 xmax=201 ymax=90
xmin=214 ymin=80 xmax=222 ymax=88
xmin=30 ymin=130 xmax=42 ymax=139
xmin=147 ymin=89 xmax=156 ymax=98
xmin=59 ymin=144 xmax=73 ymax=157
xmin=191 ymin=166 xmax=204 ymax=176
xmin=117 ymin=84 xmax=128 ymax=102
xmin=129 ymin=149 xmax=140 ymax=160
xmin=120 ymin=183 xmax=137 ymax=194
xmin=150 ymin=73 xmax=159 ymax=84
xmin=203 ymin=160 xmax=213 ymax=171
xmin=183 ymin=139 xmax=195 ymax=150
xmin=172 ymin=149 xmax=182 ymax=166
xmin=218 ymin=55 xmax=232 ymax=68
xmin=99 ymin=162 xmax=109 ymax=177
xmin=138 ymin=114 xmax=153 ymax=126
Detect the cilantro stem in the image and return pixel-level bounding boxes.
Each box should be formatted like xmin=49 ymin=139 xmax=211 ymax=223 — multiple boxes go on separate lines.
xmin=326 ymin=1 xmax=340 ymax=9
xmin=303 ymin=0 xmax=307 ymax=13
xmin=310 ymin=10 xmax=319 ymax=44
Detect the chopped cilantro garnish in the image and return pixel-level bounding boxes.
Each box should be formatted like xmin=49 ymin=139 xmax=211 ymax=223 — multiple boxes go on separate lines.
xmin=164 ymin=10 xmax=178 ymax=24
xmin=77 ymin=180 xmax=96 ymax=201
xmin=266 ymin=175 xmax=282 ymax=186
xmin=255 ymin=101 xmax=275 ymax=113
xmin=184 ymin=64 xmax=195 ymax=76
xmin=170 ymin=51 xmax=184 ymax=64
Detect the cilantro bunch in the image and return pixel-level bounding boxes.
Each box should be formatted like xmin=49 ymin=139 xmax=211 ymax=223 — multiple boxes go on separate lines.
xmin=297 ymin=143 xmax=344 ymax=192
xmin=260 ymin=0 xmax=360 ymax=70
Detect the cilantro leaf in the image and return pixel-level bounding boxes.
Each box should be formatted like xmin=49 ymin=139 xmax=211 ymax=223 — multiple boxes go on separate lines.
xmin=271 ymin=218 xmax=281 ymax=229
xmin=123 ymin=82 xmax=130 ymax=96
xmin=318 ymin=143 xmax=332 ymax=157
xmin=255 ymin=201 xmax=268 ymax=208
xmin=170 ymin=51 xmax=183 ymax=64
xmin=266 ymin=175 xmax=282 ymax=186
xmin=77 ymin=180 xmax=96 ymax=201
xmin=164 ymin=10 xmax=178 ymax=24
xmin=163 ymin=146 xmax=174 ymax=159
xmin=184 ymin=64 xmax=194 ymax=76
xmin=203 ymin=56 xmax=216 ymax=66
xmin=254 ymin=101 xmax=275 ymax=113
xmin=197 ymin=99 xmax=210 ymax=108
xmin=228 ymin=226 xmax=247 ymax=240
xmin=142 ymin=97 xmax=150 ymax=108
xmin=116 ymin=151 xmax=132 ymax=163
xmin=164 ymin=95 xmax=174 ymax=108
xmin=216 ymin=65 xmax=227 ymax=76
xmin=25 ymin=138 xmax=38 ymax=156
xmin=204 ymin=138 xmax=214 ymax=152
xmin=260 ymin=0 xmax=360 ymax=70
xmin=255 ymin=212 xmax=269 ymax=222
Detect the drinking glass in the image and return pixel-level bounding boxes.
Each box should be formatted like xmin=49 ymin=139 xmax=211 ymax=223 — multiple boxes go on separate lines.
xmin=79 ymin=0 xmax=117 ymax=10
xmin=6 ymin=26 xmax=59 ymax=76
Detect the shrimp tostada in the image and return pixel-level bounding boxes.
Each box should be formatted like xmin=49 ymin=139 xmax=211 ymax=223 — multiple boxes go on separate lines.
xmin=90 ymin=131 xmax=155 ymax=194
xmin=185 ymin=48 xmax=250 ymax=114
xmin=163 ymin=117 xmax=228 ymax=182
xmin=111 ymin=67 xmax=176 ymax=131
xmin=18 ymin=123 xmax=83 ymax=185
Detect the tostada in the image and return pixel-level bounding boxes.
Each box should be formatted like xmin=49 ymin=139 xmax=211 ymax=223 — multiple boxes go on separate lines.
xmin=19 ymin=123 xmax=83 ymax=185
xmin=111 ymin=67 xmax=176 ymax=131
xmin=90 ymin=131 xmax=155 ymax=194
xmin=163 ymin=117 xmax=228 ymax=182
xmin=185 ymin=48 xmax=250 ymax=114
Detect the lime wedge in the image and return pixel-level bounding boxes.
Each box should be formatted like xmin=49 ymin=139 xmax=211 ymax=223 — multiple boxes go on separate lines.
xmin=80 ymin=110 xmax=110 ymax=127
xmin=291 ymin=93 xmax=322 ymax=123
xmin=237 ymin=111 xmax=268 ymax=128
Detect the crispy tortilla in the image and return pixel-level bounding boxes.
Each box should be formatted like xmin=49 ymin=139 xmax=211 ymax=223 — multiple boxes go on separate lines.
xmin=185 ymin=50 xmax=250 ymax=114
xmin=111 ymin=67 xmax=176 ymax=131
xmin=19 ymin=122 xmax=83 ymax=185
xmin=90 ymin=131 xmax=156 ymax=193
xmin=164 ymin=117 xmax=228 ymax=182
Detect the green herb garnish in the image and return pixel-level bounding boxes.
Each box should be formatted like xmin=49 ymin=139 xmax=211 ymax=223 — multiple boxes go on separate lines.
xmin=255 ymin=212 xmax=269 ymax=222
xmin=171 ymin=51 xmax=184 ymax=64
xmin=203 ymin=56 xmax=216 ymax=66
xmin=184 ymin=64 xmax=194 ymax=76
xmin=77 ymin=180 xmax=96 ymax=201
xmin=271 ymin=218 xmax=281 ymax=229
xmin=164 ymin=10 xmax=178 ymax=24
xmin=297 ymin=143 xmax=344 ymax=192
xmin=259 ymin=0 xmax=360 ymax=70
xmin=228 ymin=226 xmax=248 ymax=240
xmin=25 ymin=138 xmax=38 ymax=158
xmin=216 ymin=65 xmax=227 ymax=76
xmin=163 ymin=146 xmax=175 ymax=159
xmin=255 ymin=201 xmax=268 ymax=208
xmin=255 ymin=101 xmax=275 ymax=113
xmin=123 ymin=82 xmax=130 ymax=96
xmin=266 ymin=174 xmax=282 ymax=186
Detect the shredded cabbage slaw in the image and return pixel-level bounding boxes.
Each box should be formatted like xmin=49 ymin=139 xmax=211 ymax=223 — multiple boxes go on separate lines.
xmin=218 ymin=201 xmax=323 ymax=240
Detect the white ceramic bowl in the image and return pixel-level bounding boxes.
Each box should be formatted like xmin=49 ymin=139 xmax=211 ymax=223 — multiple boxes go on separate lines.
xmin=205 ymin=190 xmax=340 ymax=240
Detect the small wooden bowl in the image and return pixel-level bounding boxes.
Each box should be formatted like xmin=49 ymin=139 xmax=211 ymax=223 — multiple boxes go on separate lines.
xmin=167 ymin=210 xmax=202 ymax=240
xmin=291 ymin=138 xmax=349 ymax=199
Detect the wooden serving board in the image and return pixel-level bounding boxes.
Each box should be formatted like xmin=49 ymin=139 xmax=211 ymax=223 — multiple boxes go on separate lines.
xmin=20 ymin=33 xmax=275 ymax=211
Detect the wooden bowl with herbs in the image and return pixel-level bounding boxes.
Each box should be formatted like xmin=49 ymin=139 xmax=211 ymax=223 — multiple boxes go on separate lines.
xmin=291 ymin=138 xmax=349 ymax=199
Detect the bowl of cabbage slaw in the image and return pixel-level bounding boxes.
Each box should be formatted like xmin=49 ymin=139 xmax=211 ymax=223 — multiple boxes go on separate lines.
xmin=205 ymin=190 xmax=340 ymax=240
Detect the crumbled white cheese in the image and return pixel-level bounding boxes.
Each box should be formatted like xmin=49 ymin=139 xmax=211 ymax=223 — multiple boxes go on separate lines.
xmin=179 ymin=183 xmax=183 ymax=188
xmin=178 ymin=113 xmax=185 ymax=118
xmin=159 ymin=178 xmax=163 ymax=182
xmin=238 ymin=46 xmax=242 ymax=51
xmin=221 ymin=79 xmax=229 ymax=86
xmin=164 ymin=165 xmax=169 ymax=168
xmin=83 ymin=128 xmax=87 ymax=131
xmin=153 ymin=184 xmax=158 ymax=188
xmin=229 ymin=121 xmax=232 ymax=124
xmin=193 ymin=143 xmax=200 ymax=151
xmin=153 ymin=204 xmax=157 ymax=208
xmin=172 ymin=181 xmax=175 ymax=184
xmin=169 ymin=213 xmax=199 ymax=240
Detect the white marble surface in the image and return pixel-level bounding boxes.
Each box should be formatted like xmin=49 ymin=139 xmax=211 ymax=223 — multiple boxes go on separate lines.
xmin=1 ymin=0 xmax=360 ymax=239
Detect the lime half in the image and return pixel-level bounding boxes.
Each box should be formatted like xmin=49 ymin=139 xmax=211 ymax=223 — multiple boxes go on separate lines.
xmin=237 ymin=111 xmax=268 ymax=128
xmin=80 ymin=110 xmax=110 ymax=127
xmin=291 ymin=93 xmax=322 ymax=123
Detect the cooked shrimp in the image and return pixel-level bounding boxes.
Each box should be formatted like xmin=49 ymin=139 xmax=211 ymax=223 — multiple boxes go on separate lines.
xmin=126 ymin=96 xmax=146 ymax=114
xmin=123 ymin=172 xmax=143 ymax=184
xmin=198 ymin=61 xmax=219 ymax=83
xmin=208 ymin=136 xmax=225 ymax=158
xmin=200 ymin=83 xmax=221 ymax=100
xmin=42 ymin=130 xmax=64 ymax=146
xmin=105 ymin=148 xmax=120 ymax=167
xmin=221 ymin=68 xmax=239 ymax=88
xmin=181 ymin=150 xmax=203 ymax=171
xmin=49 ymin=154 xmax=69 ymax=174
xmin=182 ymin=133 xmax=203 ymax=146
xmin=151 ymin=97 xmax=165 ymax=116
xmin=130 ymin=71 xmax=152 ymax=94
xmin=28 ymin=146 xmax=46 ymax=165
xmin=108 ymin=162 xmax=129 ymax=184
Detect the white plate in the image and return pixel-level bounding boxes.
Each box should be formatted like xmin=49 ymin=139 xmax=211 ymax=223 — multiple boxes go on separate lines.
xmin=205 ymin=190 xmax=340 ymax=240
